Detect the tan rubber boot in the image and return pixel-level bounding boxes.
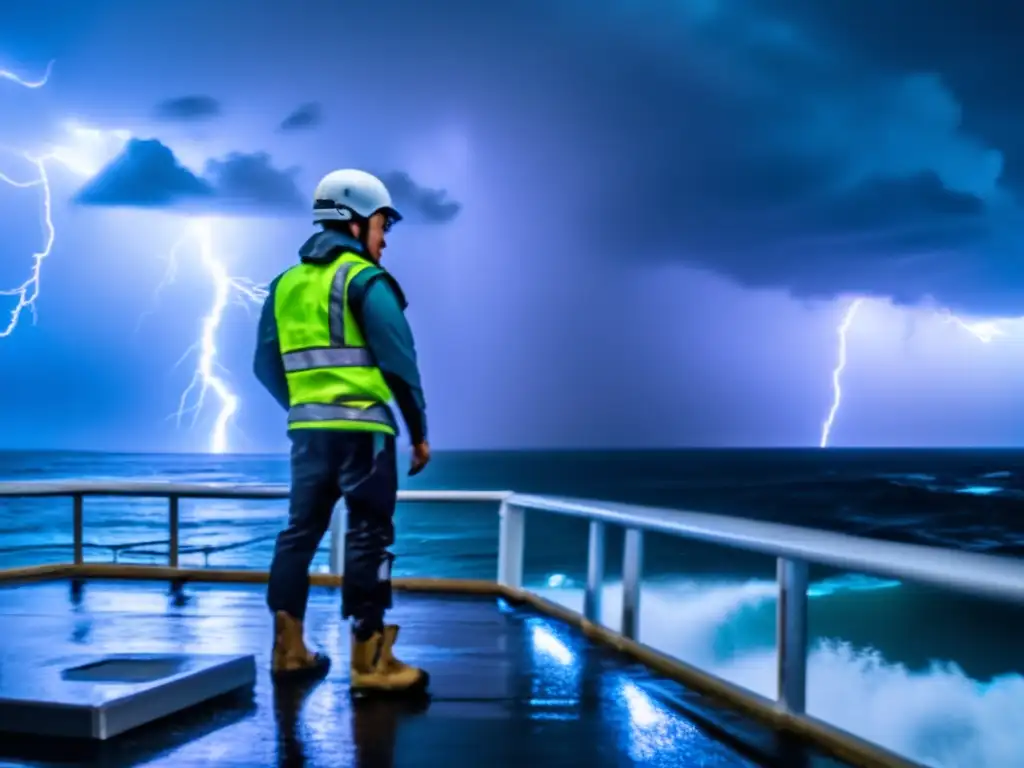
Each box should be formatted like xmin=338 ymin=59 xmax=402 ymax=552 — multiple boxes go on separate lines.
xmin=379 ymin=625 xmax=430 ymax=687
xmin=271 ymin=611 xmax=331 ymax=683
xmin=350 ymin=626 xmax=429 ymax=697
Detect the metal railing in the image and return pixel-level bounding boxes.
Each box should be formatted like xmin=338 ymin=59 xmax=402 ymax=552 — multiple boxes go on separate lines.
xmin=0 ymin=481 xmax=509 ymax=570
xmin=3 ymin=480 xmax=1024 ymax=767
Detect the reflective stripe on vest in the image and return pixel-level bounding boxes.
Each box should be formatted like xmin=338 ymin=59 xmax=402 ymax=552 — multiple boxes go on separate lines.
xmin=282 ymin=346 xmax=375 ymax=372
xmin=288 ymin=402 xmax=396 ymax=430
xmin=328 ymin=261 xmax=351 ymax=344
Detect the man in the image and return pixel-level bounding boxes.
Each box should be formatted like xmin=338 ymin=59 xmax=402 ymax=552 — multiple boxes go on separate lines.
xmin=253 ymin=168 xmax=431 ymax=696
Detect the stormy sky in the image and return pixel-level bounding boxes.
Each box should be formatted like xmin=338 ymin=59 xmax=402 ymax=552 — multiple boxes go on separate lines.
xmin=1 ymin=0 xmax=1023 ymax=452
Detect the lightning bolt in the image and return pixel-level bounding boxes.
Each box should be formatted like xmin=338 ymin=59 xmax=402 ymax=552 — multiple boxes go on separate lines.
xmin=0 ymin=63 xmax=56 ymax=338
xmin=820 ymin=299 xmax=1023 ymax=447
xmin=819 ymin=298 xmax=864 ymax=448
xmin=944 ymin=314 xmax=1011 ymax=344
xmin=166 ymin=220 xmax=267 ymax=454
xmin=0 ymin=61 xmax=51 ymax=88
xmin=0 ymin=154 xmax=51 ymax=337
xmin=2 ymin=61 xmax=265 ymax=453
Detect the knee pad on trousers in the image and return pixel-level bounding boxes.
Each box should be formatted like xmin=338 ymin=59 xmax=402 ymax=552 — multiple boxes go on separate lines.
xmin=375 ymin=550 xmax=394 ymax=610
xmin=342 ymin=551 xmax=395 ymax=619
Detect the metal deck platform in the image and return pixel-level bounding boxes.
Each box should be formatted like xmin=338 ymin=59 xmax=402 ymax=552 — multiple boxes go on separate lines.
xmin=5 ymin=481 xmax=1021 ymax=766
xmin=0 ymin=578 xmax=844 ymax=767
xmin=0 ymin=651 xmax=255 ymax=740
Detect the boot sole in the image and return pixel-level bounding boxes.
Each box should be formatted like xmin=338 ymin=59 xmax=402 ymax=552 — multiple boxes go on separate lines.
xmin=350 ymin=671 xmax=430 ymax=700
xmin=271 ymin=653 xmax=332 ymax=685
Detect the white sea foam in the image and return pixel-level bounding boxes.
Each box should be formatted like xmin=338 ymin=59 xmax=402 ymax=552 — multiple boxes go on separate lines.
xmin=534 ymin=578 xmax=1024 ymax=767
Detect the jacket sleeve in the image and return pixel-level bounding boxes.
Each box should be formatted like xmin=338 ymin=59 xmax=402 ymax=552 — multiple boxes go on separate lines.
xmin=252 ymin=278 xmax=290 ymax=411
xmin=354 ymin=275 xmax=428 ymax=444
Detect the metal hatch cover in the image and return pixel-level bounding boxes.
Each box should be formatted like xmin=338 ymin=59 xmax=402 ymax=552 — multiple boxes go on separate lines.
xmin=0 ymin=652 xmax=256 ymax=740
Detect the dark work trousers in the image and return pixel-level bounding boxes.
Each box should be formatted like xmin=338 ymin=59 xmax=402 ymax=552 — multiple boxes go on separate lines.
xmin=266 ymin=429 xmax=398 ymax=640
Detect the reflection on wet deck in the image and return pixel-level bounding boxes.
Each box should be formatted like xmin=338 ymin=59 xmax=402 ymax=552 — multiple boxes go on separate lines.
xmin=0 ymin=579 xmax=847 ymax=767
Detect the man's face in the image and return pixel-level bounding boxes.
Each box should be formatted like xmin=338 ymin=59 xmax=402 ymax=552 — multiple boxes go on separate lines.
xmin=365 ymin=211 xmax=390 ymax=262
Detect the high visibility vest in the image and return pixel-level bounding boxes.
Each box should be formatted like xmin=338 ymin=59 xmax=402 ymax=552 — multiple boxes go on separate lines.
xmin=273 ymin=252 xmax=397 ymax=434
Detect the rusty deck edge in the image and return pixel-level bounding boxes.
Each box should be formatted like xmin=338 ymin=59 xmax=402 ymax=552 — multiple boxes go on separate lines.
xmin=0 ymin=563 xmax=502 ymax=594
xmin=0 ymin=563 xmax=918 ymax=768
xmin=37 ymin=563 xmax=504 ymax=595
xmin=0 ymin=564 xmax=75 ymax=583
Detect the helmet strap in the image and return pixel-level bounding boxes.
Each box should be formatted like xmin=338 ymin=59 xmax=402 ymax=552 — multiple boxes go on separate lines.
xmin=323 ymin=205 xmax=370 ymax=251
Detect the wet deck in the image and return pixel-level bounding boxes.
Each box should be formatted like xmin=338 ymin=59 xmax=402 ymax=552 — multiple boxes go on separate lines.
xmin=0 ymin=578 xmax=847 ymax=767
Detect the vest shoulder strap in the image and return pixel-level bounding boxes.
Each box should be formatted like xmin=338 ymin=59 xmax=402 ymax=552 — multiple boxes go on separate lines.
xmin=353 ymin=265 xmax=408 ymax=311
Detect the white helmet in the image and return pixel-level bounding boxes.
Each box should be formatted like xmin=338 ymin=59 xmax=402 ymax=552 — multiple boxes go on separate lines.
xmin=312 ymin=169 xmax=402 ymax=225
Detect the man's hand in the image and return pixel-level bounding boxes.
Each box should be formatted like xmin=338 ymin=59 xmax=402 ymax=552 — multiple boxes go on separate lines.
xmin=409 ymin=441 xmax=431 ymax=476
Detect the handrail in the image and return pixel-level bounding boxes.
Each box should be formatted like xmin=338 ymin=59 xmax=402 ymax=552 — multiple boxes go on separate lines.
xmin=507 ymin=494 xmax=1024 ymax=605
xmin=0 ymin=479 xmax=1018 ymax=768
xmin=0 ymin=537 xmax=273 ymax=558
xmin=0 ymin=482 xmax=508 ymax=569
xmin=0 ymin=480 xmax=511 ymax=502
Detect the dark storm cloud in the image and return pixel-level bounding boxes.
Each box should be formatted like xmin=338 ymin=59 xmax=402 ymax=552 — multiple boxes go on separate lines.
xmin=278 ymin=102 xmax=323 ymax=132
xmin=73 ymin=139 xmax=464 ymax=222
xmin=73 ymin=139 xmax=301 ymax=216
xmin=153 ymin=95 xmax=221 ymax=122
xmin=508 ymin=0 xmax=1024 ymax=314
xmin=750 ymin=1 xmax=1024 ymax=190
xmin=202 ymin=152 xmax=305 ymax=215
xmin=29 ymin=0 xmax=1024 ymax=312
xmin=379 ymin=171 xmax=461 ymax=224
xmin=73 ymin=139 xmax=213 ymax=207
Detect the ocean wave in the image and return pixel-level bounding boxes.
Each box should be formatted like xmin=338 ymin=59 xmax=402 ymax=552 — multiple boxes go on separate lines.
xmin=535 ymin=578 xmax=1023 ymax=768
xmin=672 ymin=471 xmax=1024 ymax=554
xmin=4 ymin=451 xmax=1024 ymax=553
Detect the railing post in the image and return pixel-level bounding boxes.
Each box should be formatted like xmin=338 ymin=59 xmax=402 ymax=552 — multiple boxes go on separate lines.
xmin=497 ymin=500 xmax=525 ymax=590
xmin=72 ymin=494 xmax=84 ymax=565
xmin=584 ymin=520 xmax=605 ymax=623
xmin=621 ymin=528 xmax=643 ymax=640
xmin=168 ymin=496 xmax=180 ymax=568
xmin=329 ymin=501 xmax=347 ymax=578
xmin=776 ymin=557 xmax=809 ymax=715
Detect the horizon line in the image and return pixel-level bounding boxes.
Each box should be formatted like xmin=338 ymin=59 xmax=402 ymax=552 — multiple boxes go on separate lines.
xmin=1 ymin=446 xmax=1023 ymax=457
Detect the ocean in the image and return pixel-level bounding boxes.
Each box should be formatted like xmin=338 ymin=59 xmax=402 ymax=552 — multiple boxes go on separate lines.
xmin=1 ymin=448 xmax=1022 ymax=768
